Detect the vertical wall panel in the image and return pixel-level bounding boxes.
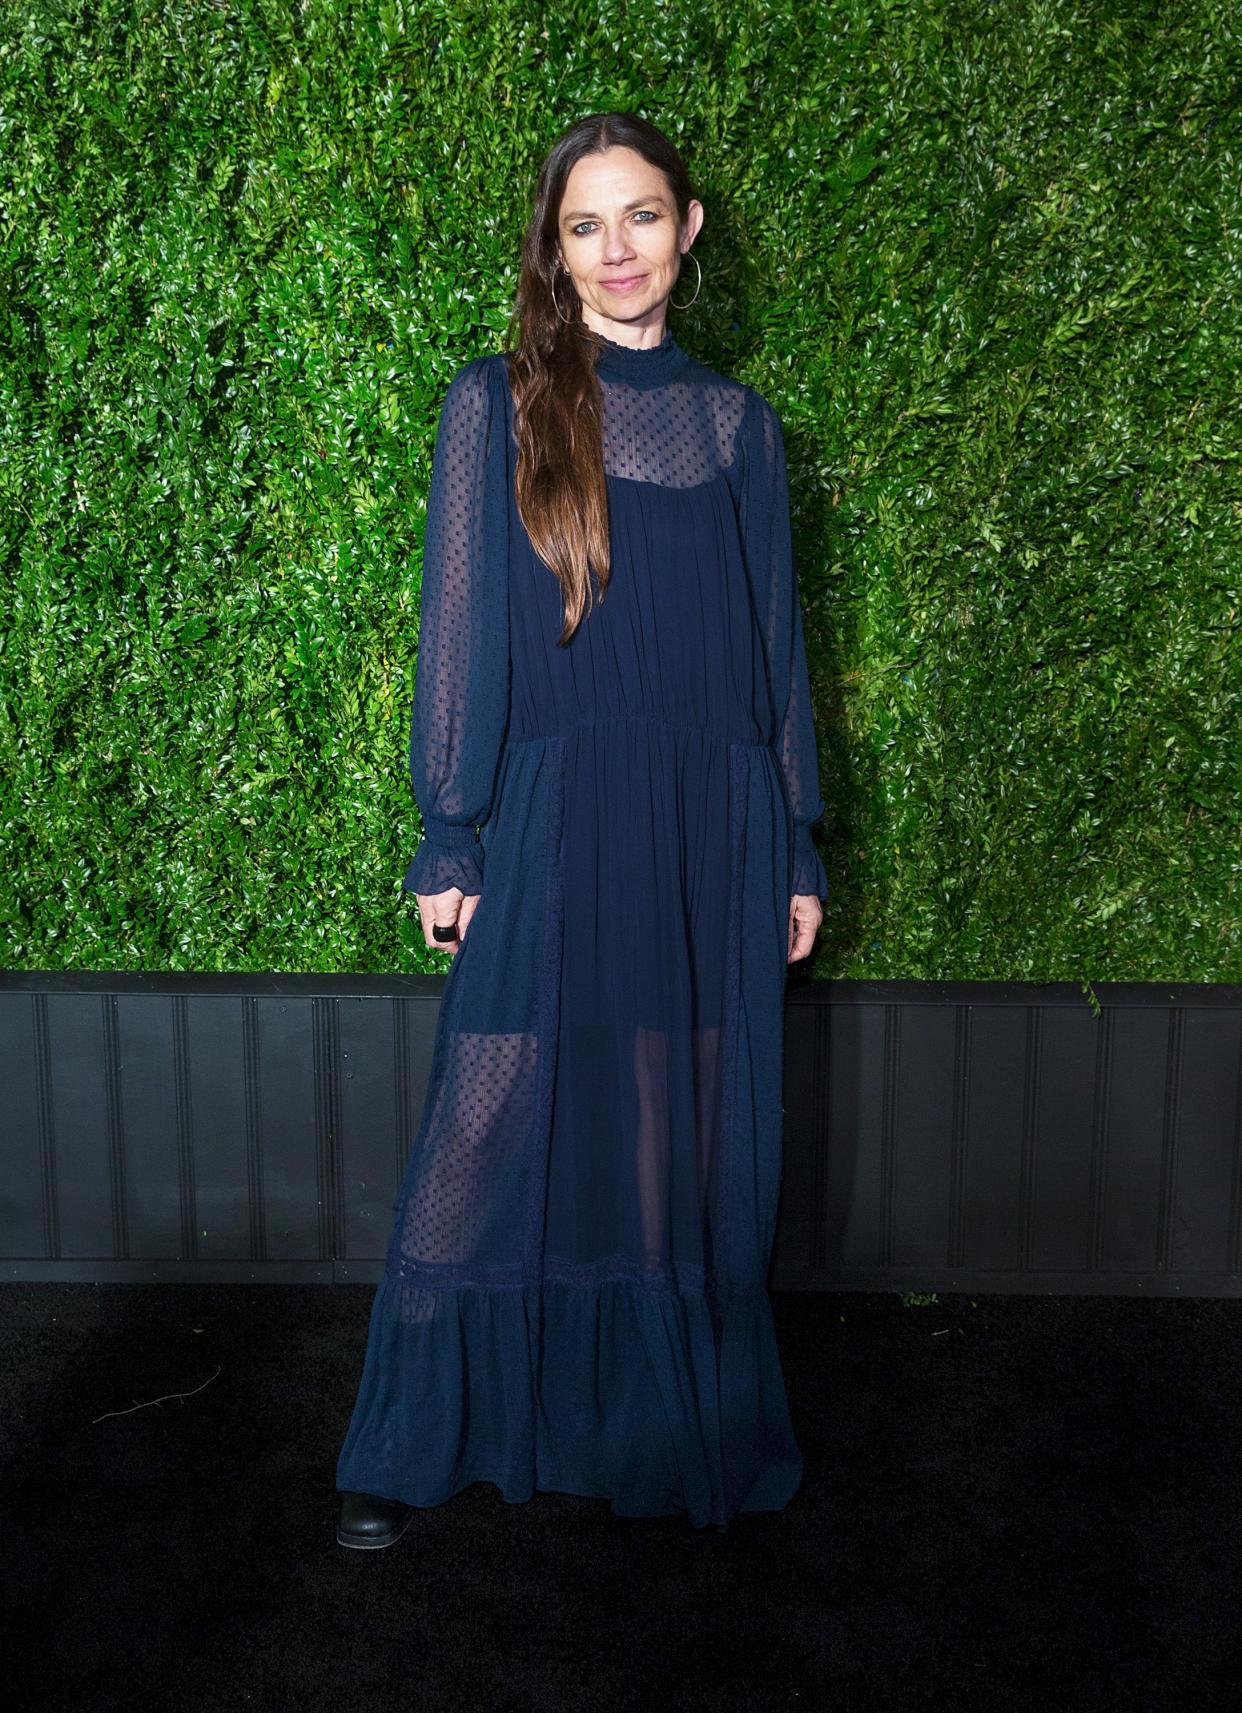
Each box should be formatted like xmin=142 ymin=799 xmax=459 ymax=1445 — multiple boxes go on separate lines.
xmin=1169 ymin=1009 xmax=1242 ymax=1275
xmin=0 ymin=996 xmax=46 ymax=1257
xmin=962 ymin=1005 xmax=1029 ymax=1272
xmin=1098 ymin=1007 xmax=1170 ymax=1273
xmin=33 ymin=993 xmax=59 ymax=1258
xmin=891 ymin=1003 xmax=958 ymax=1267
xmin=337 ymin=997 xmax=399 ymax=1260
xmin=312 ymin=999 xmax=343 ymax=1262
xmin=186 ymin=996 xmax=252 ymax=1261
xmin=115 ymin=995 xmax=183 ymax=1259
xmin=1028 ymin=1007 xmax=1098 ymax=1272
xmin=171 ymin=996 xmax=196 ymax=1259
xmin=832 ymin=1002 xmax=891 ymax=1271
xmin=254 ymin=998 xmax=320 ymax=1260
xmin=45 ymin=995 xmax=117 ymax=1258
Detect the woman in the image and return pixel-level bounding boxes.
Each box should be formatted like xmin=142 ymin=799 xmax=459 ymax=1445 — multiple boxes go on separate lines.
xmin=336 ymin=111 xmax=827 ymax=1545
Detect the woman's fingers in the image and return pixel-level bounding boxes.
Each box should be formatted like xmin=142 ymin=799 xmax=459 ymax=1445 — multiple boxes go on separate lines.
xmin=787 ymin=893 xmax=823 ymax=963
xmin=416 ymin=886 xmax=479 ymax=956
xmin=457 ymin=893 xmax=481 ymax=941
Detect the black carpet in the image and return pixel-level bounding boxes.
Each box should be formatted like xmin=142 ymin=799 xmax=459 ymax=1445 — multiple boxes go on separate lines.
xmin=3 ymin=1283 xmax=1240 ymax=1712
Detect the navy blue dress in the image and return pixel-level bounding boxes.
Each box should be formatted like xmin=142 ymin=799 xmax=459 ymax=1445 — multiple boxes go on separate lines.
xmin=336 ymin=329 xmax=828 ymax=1528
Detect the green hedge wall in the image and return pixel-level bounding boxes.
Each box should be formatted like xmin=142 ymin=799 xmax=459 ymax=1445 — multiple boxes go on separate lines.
xmin=2 ymin=0 xmax=1239 ymax=979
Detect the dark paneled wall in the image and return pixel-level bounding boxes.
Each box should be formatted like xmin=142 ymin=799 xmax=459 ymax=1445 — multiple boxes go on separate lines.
xmin=3 ymin=974 xmax=1241 ymax=1294
xmin=771 ymin=983 xmax=1242 ymax=1294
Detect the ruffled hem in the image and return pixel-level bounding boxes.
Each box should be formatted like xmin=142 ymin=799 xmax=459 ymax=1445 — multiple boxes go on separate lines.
xmin=403 ymin=832 xmax=485 ymax=897
xmin=335 ymin=1274 xmax=803 ymax=1529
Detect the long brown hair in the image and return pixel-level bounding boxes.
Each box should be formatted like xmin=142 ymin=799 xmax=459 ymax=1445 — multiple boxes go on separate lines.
xmin=504 ymin=113 xmax=697 ymax=646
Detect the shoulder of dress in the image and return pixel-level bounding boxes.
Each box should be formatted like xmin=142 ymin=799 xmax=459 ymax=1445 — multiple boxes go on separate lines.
xmin=436 ymin=353 xmax=515 ymax=429
xmin=684 ymin=361 xmax=782 ymax=428
xmin=739 ymin=385 xmax=787 ymax=464
xmin=737 ymin=379 xmax=781 ymax=425
xmin=444 ymin=351 xmax=508 ymax=392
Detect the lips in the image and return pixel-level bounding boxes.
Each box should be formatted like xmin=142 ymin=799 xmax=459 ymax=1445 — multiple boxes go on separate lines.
xmin=600 ymin=274 xmax=647 ymax=291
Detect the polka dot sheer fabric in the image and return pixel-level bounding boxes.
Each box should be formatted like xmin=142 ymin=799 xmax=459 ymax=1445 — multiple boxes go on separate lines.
xmin=338 ymin=329 xmax=826 ymax=1527
xmin=599 ymin=373 xmax=747 ymax=487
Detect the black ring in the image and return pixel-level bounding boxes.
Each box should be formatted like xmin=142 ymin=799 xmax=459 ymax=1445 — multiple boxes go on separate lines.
xmin=431 ymin=922 xmax=459 ymax=943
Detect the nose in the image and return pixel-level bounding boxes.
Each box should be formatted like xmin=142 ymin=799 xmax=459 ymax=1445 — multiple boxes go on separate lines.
xmin=600 ymin=222 xmax=636 ymax=265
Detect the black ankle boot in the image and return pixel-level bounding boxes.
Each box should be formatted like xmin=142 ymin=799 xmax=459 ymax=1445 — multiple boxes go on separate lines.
xmin=337 ymin=1489 xmax=413 ymax=1550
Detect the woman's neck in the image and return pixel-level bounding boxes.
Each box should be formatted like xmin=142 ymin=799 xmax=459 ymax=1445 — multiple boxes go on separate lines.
xmin=581 ymin=310 xmax=669 ymax=350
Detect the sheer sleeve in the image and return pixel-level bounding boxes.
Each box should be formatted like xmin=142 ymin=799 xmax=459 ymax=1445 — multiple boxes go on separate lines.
xmin=401 ymin=355 xmax=511 ymax=898
xmin=738 ymin=389 xmax=829 ymax=900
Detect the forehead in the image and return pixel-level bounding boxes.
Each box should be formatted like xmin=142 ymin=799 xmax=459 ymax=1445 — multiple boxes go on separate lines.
xmin=559 ymin=147 xmax=671 ymax=215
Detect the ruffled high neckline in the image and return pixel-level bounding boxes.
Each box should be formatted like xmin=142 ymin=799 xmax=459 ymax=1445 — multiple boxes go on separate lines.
xmin=591 ymin=326 xmax=689 ymax=389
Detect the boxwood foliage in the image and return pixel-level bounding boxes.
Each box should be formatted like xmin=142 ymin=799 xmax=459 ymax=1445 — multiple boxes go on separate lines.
xmin=1 ymin=0 xmax=1238 ymax=978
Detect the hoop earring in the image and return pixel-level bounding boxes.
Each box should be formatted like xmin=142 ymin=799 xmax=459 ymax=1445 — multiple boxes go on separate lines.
xmin=552 ymin=266 xmax=577 ymax=325
xmin=670 ymin=251 xmax=702 ymax=310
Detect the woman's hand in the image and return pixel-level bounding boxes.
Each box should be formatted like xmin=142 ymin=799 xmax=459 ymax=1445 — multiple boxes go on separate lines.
xmin=416 ymin=887 xmax=481 ymax=957
xmin=788 ymin=893 xmax=823 ymax=963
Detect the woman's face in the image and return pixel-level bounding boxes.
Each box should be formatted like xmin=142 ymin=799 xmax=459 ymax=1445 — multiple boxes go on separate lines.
xmin=555 ymin=145 xmax=704 ymax=345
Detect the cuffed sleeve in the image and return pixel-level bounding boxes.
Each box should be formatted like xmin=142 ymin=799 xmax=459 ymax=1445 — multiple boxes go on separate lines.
xmin=738 ymin=390 xmax=829 ymax=900
xmin=401 ymin=356 xmax=511 ymax=899
xmin=402 ymin=824 xmax=486 ymax=898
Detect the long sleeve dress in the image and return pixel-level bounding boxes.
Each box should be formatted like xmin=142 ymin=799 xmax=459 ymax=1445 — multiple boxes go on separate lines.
xmin=336 ymin=328 xmax=829 ymax=1530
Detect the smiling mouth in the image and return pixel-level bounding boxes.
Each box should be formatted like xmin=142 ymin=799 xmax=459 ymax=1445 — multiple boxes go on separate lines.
xmin=600 ymin=274 xmax=647 ymax=290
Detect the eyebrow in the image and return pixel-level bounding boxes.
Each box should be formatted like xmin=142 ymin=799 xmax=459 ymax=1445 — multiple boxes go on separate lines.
xmin=560 ymin=195 xmax=668 ymax=222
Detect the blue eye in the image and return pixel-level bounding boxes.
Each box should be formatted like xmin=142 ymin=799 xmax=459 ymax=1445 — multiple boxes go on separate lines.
xmin=570 ymin=211 xmax=659 ymax=237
